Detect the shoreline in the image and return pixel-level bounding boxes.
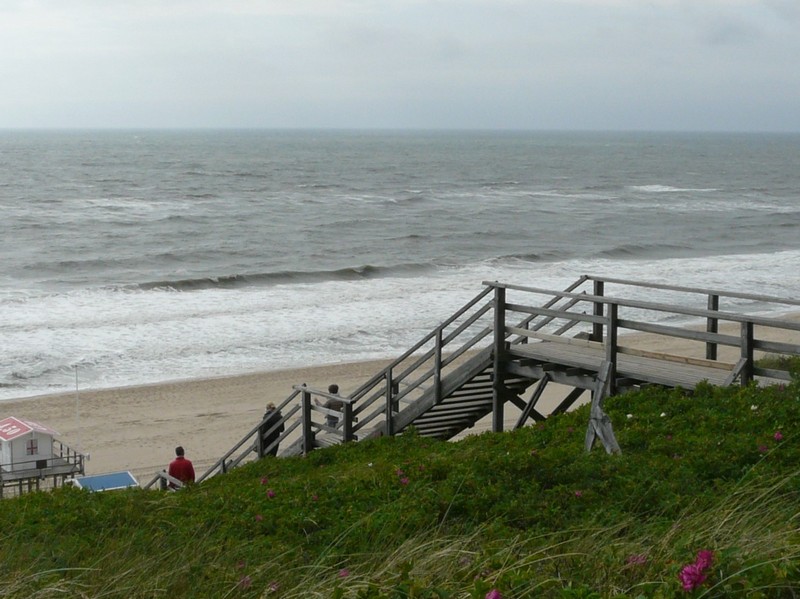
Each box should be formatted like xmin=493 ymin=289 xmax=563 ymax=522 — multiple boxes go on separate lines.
xmin=0 ymin=358 xmax=398 ymax=483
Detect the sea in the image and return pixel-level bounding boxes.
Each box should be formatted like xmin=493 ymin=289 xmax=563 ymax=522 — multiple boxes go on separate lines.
xmin=1 ymin=130 xmax=799 ymax=401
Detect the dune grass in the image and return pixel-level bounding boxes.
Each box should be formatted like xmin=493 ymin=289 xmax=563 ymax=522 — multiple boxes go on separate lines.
xmin=1 ymin=373 xmax=799 ymax=598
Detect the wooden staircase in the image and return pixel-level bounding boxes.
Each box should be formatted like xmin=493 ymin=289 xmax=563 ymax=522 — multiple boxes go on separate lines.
xmin=369 ymin=348 xmax=533 ymax=441
xmin=188 ymin=275 xmax=800 ymax=485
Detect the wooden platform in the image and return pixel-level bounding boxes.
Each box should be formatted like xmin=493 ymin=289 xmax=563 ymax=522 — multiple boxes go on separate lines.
xmin=508 ymin=340 xmax=735 ymax=390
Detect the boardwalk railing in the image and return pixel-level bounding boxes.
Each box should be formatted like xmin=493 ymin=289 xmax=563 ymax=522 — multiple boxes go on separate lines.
xmin=491 ymin=276 xmax=800 ymax=387
xmin=177 ymin=275 xmax=800 ymax=487
xmin=143 ymin=470 xmax=187 ymax=491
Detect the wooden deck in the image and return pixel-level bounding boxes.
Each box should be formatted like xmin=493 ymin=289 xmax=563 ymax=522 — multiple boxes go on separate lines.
xmin=508 ymin=338 xmax=736 ymax=390
xmin=190 ymin=275 xmax=800 ymax=483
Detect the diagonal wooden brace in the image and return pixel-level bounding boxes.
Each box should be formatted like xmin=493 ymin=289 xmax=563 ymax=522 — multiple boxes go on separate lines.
xmin=584 ymin=361 xmax=622 ymax=455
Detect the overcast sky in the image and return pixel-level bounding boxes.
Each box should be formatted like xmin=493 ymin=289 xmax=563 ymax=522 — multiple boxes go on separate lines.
xmin=2 ymin=0 xmax=799 ymax=131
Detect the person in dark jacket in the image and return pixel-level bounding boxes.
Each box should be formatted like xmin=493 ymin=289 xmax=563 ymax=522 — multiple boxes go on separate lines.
xmin=315 ymin=383 xmax=343 ymax=428
xmin=258 ymin=402 xmax=284 ymax=458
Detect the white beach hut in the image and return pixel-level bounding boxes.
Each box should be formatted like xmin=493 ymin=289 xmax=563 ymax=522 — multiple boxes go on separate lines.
xmin=0 ymin=416 xmax=60 ymax=472
xmin=1 ymin=415 xmax=85 ymax=497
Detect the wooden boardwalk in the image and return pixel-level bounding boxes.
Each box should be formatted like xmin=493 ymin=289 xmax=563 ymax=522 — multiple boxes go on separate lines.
xmin=161 ymin=275 xmax=800 ymax=487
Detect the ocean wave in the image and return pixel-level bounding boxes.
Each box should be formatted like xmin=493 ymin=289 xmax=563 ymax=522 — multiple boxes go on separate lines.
xmin=630 ymin=185 xmax=719 ymax=193
xmin=128 ymin=263 xmax=438 ymax=292
xmin=529 ymin=190 xmax=618 ymax=201
xmin=493 ymin=251 xmax=570 ymax=263
xmin=597 ymin=242 xmax=689 ymax=259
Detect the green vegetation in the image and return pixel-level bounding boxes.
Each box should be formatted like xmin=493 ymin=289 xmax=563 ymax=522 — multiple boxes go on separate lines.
xmin=2 ymin=376 xmax=800 ymax=598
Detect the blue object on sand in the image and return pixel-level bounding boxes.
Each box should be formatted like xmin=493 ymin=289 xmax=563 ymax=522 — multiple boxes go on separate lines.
xmin=68 ymin=471 xmax=139 ymax=492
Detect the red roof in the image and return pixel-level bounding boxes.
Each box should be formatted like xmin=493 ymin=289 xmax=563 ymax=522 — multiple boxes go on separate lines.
xmin=0 ymin=417 xmax=59 ymax=442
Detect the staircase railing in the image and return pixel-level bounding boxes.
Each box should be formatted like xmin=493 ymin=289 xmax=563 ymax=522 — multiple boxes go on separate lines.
xmin=487 ymin=277 xmax=800 ymax=386
xmin=195 ymin=391 xmax=301 ymax=483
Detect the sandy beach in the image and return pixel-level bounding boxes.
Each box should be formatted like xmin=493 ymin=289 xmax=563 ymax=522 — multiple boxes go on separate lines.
xmin=3 ymin=314 xmax=798 ymax=485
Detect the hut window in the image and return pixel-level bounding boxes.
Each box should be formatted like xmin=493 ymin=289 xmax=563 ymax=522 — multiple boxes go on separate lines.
xmin=27 ymin=439 xmax=38 ymax=455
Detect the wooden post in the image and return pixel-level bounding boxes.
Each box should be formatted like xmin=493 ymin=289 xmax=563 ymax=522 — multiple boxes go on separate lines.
xmin=342 ymin=401 xmax=354 ymax=442
xmin=301 ymin=386 xmax=314 ymax=455
xmin=592 ymin=280 xmax=604 ymax=342
xmin=385 ymin=370 xmax=395 ymax=437
xmin=605 ymin=302 xmax=618 ymax=396
xmin=740 ymin=321 xmax=754 ymax=386
xmin=434 ymin=328 xmax=443 ymax=404
xmin=706 ymin=294 xmax=719 ymax=360
xmin=492 ymin=285 xmax=506 ymax=433
xmin=585 ymin=361 xmax=621 ymax=455
xmin=255 ymin=419 xmax=264 ymax=458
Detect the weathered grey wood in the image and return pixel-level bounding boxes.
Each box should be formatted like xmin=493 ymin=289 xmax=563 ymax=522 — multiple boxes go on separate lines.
xmin=506 ymin=326 xmax=604 ymax=348
xmin=585 ymin=361 xmax=621 ymax=454
xmin=207 ymin=275 xmax=799 ymax=483
xmin=724 ymin=358 xmax=748 ymax=386
xmin=505 ymin=360 xmax=597 ymax=389
xmin=488 ymin=281 xmax=800 ymax=331
xmin=753 ymin=367 xmax=792 ymax=382
xmin=586 ymin=274 xmax=800 ymax=308
xmin=753 ymin=339 xmax=800 ymax=354
xmin=301 ymin=388 xmax=314 ymax=455
xmin=741 ymin=322 xmax=754 ymax=385
xmin=617 ymin=319 xmax=739 ymax=347
xmin=509 ymin=341 xmax=734 ymax=388
xmin=617 ymin=346 xmax=735 ymax=370
xmin=492 ymin=286 xmax=506 ymax=433
xmin=706 ymin=294 xmax=719 ymax=360
xmin=605 ymin=302 xmax=618 ymax=395
xmin=505 ymin=303 xmax=606 ymax=326
xmin=515 ymin=374 xmax=551 ymax=429
xmin=592 ymin=279 xmax=605 ymax=342
xmin=552 ymin=387 xmax=586 ymax=415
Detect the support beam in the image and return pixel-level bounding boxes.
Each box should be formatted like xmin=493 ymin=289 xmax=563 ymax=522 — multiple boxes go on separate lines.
xmin=492 ymin=286 xmax=506 ymax=432
xmin=552 ymin=387 xmax=586 ymax=415
xmin=515 ymin=373 xmax=551 ymax=429
xmin=584 ymin=361 xmax=621 ymax=455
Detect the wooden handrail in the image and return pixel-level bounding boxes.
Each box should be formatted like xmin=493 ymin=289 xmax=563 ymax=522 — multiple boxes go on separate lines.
xmin=490 ymin=277 xmax=800 ymax=387
xmin=585 ymin=274 xmax=800 ymax=307
xmin=195 ymin=391 xmax=300 ymax=483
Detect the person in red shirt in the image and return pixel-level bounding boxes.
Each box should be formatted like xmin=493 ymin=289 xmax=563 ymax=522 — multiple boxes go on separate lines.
xmin=168 ymin=445 xmax=195 ymax=487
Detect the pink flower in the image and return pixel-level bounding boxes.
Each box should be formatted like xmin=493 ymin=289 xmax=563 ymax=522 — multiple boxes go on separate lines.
xmin=396 ymin=468 xmax=405 ymax=477
xmin=678 ymin=563 xmax=707 ymax=591
xmin=758 ymin=445 xmax=769 ymax=454
xmin=400 ymin=477 xmax=410 ymax=485
xmin=678 ymin=550 xmax=714 ymax=591
xmin=260 ymin=477 xmax=269 ymax=485
xmin=238 ymin=575 xmax=253 ymax=589
xmin=695 ymin=550 xmax=714 ymax=571
xmin=574 ymin=490 xmax=583 ymax=498
xmin=626 ymin=553 xmax=647 ymax=566
xmin=267 ymin=489 xmax=276 ymax=498
xmin=255 ymin=514 xmax=263 ymax=522
xmin=774 ymin=431 xmax=784 ymax=442
xmin=338 ymin=568 xmax=350 ymax=578
xmin=311 ymin=494 xmax=319 ymax=501
xmin=486 ymin=590 xmax=502 ymax=599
